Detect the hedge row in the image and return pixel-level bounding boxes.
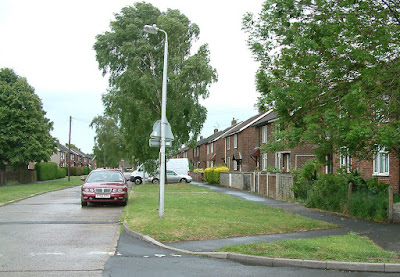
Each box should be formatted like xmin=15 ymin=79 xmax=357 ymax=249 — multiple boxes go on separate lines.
xmin=35 ymin=162 xmax=90 ymax=181
xmin=61 ymin=166 xmax=91 ymax=176
xmin=35 ymin=162 xmax=64 ymax=181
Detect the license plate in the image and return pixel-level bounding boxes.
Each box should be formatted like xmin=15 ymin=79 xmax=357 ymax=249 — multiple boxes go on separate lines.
xmin=96 ymin=194 xmax=111 ymax=199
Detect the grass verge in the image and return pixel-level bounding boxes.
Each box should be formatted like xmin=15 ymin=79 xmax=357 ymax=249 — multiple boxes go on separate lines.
xmin=0 ymin=177 xmax=83 ymax=204
xmin=125 ymin=183 xmax=336 ymax=242
xmin=218 ymin=232 xmax=400 ymax=263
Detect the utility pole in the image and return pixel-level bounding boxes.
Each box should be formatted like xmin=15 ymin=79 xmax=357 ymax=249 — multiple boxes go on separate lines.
xmin=68 ymin=116 xmax=71 ymax=181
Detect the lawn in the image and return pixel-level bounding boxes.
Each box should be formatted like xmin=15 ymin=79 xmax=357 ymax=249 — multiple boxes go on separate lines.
xmin=219 ymin=232 xmax=400 ymax=263
xmin=0 ymin=177 xmax=83 ymax=204
xmin=125 ymin=183 xmax=336 ymax=242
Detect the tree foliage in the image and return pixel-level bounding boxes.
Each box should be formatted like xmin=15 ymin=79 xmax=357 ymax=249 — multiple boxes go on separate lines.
xmin=0 ymin=68 xmax=56 ymax=166
xmin=244 ymin=0 xmax=400 ymax=162
xmin=90 ymin=115 xmax=124 ymax=168
xmin=93 ymin=2 xmax=217 ymax=164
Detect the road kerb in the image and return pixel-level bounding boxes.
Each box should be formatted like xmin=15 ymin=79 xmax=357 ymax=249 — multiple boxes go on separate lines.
xmin=122 ymin=223 xmax=400 ymax=273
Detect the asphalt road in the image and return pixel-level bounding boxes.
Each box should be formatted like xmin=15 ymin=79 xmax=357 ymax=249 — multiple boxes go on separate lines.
xmin=0 ymin=186 xmax=123 ymax=277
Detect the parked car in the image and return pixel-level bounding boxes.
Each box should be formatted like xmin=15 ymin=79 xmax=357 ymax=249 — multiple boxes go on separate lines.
xmin=130 ymin=158 xmax=190 ymax=185
xmin=81 ymin=169 xmax=129 ymax=207
xmin=148 ymin=170 xmax=192 ymax=184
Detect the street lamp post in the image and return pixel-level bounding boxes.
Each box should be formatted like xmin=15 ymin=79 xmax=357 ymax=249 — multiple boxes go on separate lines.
xmin=143 ymin=24 xmax=168 ymax=219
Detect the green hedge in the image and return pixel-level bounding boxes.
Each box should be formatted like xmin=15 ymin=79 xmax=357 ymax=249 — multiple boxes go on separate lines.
xmin=35 ymin=162 xmax=58 ymax=181
xmin=61 ymin=167 xmax=91 ymax=176
xmin=57 ymin=168 xmax=66 ymax=178
xmin=204 ymin=165 xmax=229 ymax=184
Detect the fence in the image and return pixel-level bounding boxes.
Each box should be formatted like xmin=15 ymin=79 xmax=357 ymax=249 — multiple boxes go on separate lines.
xmin=0 ymin=166 xmax=37 ymax=186
xmin=220 ymin=171 xmax=294 ymax=200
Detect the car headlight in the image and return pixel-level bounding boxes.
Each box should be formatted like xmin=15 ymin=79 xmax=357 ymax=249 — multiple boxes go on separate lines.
xmin=89 ymin=188 xmax=94 ymax=192
xmin=84 ymin=188 xmax=89 ymax=192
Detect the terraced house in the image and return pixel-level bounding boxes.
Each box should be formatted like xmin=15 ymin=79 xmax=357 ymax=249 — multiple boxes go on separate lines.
xmin=175 ymin=110 xmax=400 ymax=192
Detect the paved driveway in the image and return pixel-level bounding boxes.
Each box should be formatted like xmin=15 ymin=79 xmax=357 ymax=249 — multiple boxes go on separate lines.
xmin=0 ymin=186 xmax=123 ymax=276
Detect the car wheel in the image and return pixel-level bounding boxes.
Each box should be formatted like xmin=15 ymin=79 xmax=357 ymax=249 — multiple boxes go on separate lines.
xmin=81 ymin=198 xmax=87 ymax=207
xmin=152 ymin=178 xmax=159 ymax=185
xmin=134 ymin=178 xmax=142 ymax=185
xmin=121 ymin=198 xmax=127 ymax=206
xmin=179 ymin=178 xmax=187 ymax=183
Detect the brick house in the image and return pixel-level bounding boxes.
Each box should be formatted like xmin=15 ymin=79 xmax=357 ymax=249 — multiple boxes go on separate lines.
xmin=251 ymin=111 xmax=317 ymax=172
xmin=203 ymin=121 xmax=241 ymax=168
xmin=223 ymin=111 xmax=273 ymax=172
xmin=50 ymin=143 xmax=93 ymax=168
xmin=327 ymin=150 xmax=400 ymax=193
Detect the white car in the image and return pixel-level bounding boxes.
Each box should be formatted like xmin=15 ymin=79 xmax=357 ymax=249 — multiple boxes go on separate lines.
xmin=148 ymin=170 xmax=192 ymax=184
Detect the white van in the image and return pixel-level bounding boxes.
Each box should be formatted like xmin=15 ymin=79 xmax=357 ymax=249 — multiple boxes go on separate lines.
xmin=130 ymin=158 xmax=190 ymax=185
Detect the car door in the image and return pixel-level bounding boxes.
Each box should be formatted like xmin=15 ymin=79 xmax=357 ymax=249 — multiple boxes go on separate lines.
xmin=167 ymin=170 xmax=179 ymax=183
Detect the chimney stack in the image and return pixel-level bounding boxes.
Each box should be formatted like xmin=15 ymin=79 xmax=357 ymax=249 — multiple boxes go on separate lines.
xmin=231 ymin=118 xmax=237 ymax=126
xmin=214 ymin=128 xmax=218 ymax=134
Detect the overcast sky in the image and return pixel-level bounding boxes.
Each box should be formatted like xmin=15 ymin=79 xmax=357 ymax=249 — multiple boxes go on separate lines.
xmin=0 ymin=0 xmax=264 ymax=154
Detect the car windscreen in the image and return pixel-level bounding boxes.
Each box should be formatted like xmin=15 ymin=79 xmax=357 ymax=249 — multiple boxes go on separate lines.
xmin=86 ymin=171 xmax=124 ymax=183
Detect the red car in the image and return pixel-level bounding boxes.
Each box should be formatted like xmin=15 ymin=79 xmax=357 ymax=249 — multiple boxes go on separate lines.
xmin=81 ymin=169 xmax=129 ymax=207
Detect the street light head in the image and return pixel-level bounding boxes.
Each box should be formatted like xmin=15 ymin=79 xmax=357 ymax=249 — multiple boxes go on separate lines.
xmin=143 ymin=24 xmax=159 ymax=34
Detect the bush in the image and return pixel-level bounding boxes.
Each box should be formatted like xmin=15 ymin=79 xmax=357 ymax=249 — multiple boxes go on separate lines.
xmin=292 ymin=159 xmax=321 ymax=200
xmin=57 ymin=168 xmax=66 ymax=179
xmin=204 ymin=166 xmax=229 ymax=184
xmin=305 ymin=173 xmax=348 ymax=213
xmin=82 ymin=167 xmax=91 ymax=175
xmin=35 ymin=162 xmax=58 ymax=181
xmin=347 ymin=177 xmax=389 ymax=221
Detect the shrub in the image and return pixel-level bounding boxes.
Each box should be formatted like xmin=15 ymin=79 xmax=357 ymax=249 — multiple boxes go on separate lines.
xmin=305 ymin=173 xmax=348 ymax=213
xmin=35 ymin=162 xmax=58 ymax=181
xmin=347 ymin=177 xmax=389 ymax=221
xmin=204 ymin=166 xmax=229 ymax=184
xmin=292 ymin=159 xmax=321 ymax=200
xmin=82 ymin=167 xmax=91 ymax=175
xmin=193 ymin=168 xmax=204 ymax=173
xmin=57 ymin=168 xmax=66 ymax=179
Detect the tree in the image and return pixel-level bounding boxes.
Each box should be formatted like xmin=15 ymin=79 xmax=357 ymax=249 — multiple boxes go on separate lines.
xmin=0 ymin=68 xmax=56 ymax=166
xmin=90 ymin=115 xmax=124 ymax=168
xmin=93 ymin=2 xmax=217 ymax=164
xmin=244 ymin=0 xmax=400 ymax=163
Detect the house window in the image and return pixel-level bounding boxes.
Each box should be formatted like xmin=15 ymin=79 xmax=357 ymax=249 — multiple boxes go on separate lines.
xmin=227 ymin=137 xmax=231 ymax=150
xmin=275 ymin=123 xmax=281 ymax=141
xmin=339 ymin=151 xmax=352 ymax=173
xmin=234 ymin=134 xmax=238 ymax=149
xmin=207 ymin=144 xmax=209 ymax=155
xmin=262 ymin=153 xmax=268 ymax=171
xmin=325 ymin=154 xmax=333 ymax=174
xmin=282 ymin=153 xmax=290 ymax=172
xmin=373 ymin=148 xmax=389 ymax=176
xmin=275 ymin=152 xmax=281 ymax=170
xmin=211 ymin=143 xmax=214 ymax=153
xmin=262 ymin=125 xmax=268 ymax=143
xmin=227 ymin=157 xmax=231 ymax=169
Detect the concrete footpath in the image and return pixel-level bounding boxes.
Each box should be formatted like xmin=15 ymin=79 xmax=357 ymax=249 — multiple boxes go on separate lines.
xmin=124 ymin=181 xmax=400 ymax=273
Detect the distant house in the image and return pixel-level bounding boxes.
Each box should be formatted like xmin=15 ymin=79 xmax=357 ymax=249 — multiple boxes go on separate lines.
xmin=50 ymin=143 xmax=93 ymax=168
